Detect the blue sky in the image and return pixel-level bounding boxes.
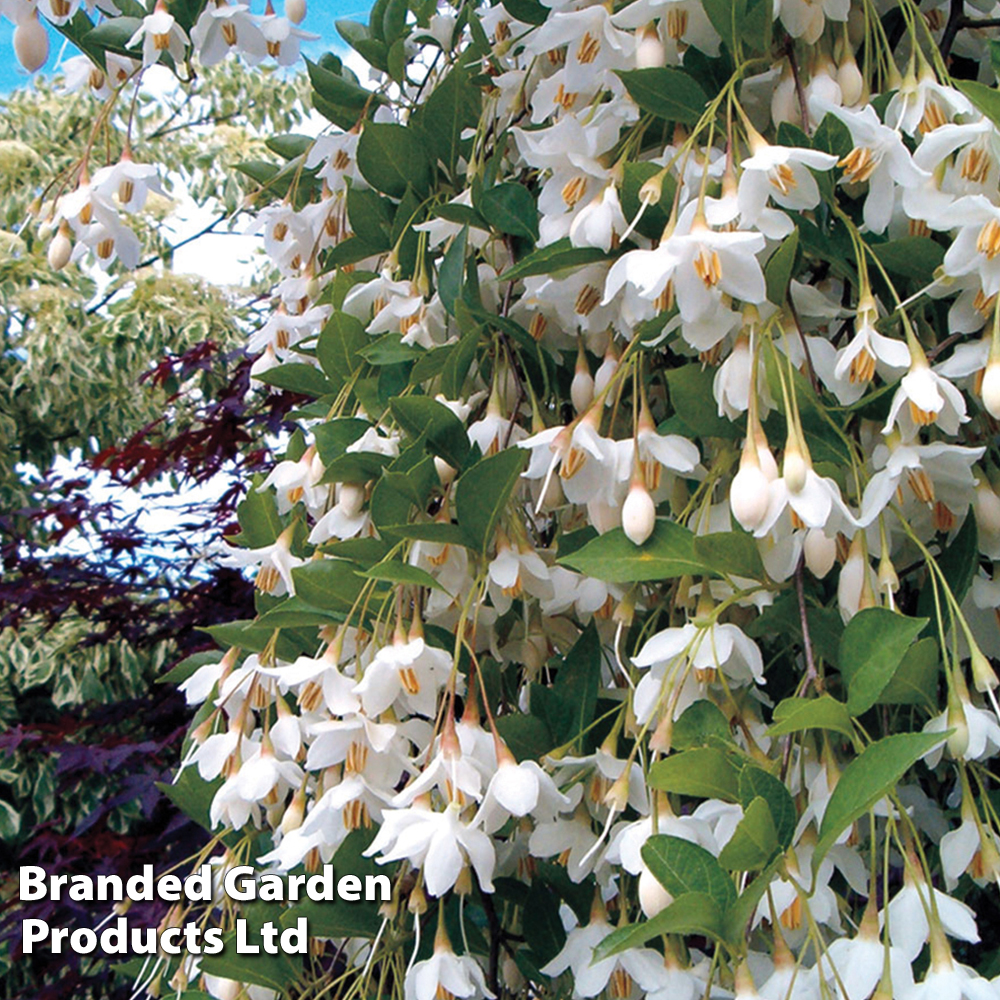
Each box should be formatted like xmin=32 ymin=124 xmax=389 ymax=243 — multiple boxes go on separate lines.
xmin=0 ymin=3 xmax=372 ymax=93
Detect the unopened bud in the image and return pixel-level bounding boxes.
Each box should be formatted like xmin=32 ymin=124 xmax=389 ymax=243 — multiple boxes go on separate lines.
xmin=970 ymin=645 xmax=999 ymax=693
xmin=636 ymin=22 xmax=664 ymax=69
xmin=434 ymin=456 xmax=456 ymax=487
xmin=783 ymin=444 xmax=808 ymax=494
xmin=638 ymin=862 xmax=673 ymax=918
xmin=804 ymin=528 xmax=837 ymax=578
xmin=47 ymin=223 xmax=73 ymax=271
xmin=338 ymin=481 xmax=366 ymax=517
xmin=837 ymin=51 xmax=864 ymax=106
xmin=286 ymin=0 xmax=307 ymax=22
xmin=982 ymin=358 xmax=1000 ymax=419
xmin=571 ymin=353 xmax=595 ymax=414
xmin=730 ymin=458 xmax=771 ymax=532
xmin=946 ymin=692 xmax=970 ymax=759
xmin=622 ymin=479 xmax=656 ymax=545
xmin=14 ymin=11 xmax=48 ymax=73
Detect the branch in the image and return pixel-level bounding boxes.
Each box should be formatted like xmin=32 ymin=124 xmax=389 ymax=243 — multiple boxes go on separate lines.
xmin=940 ymin=0 xmax=966 ymax=62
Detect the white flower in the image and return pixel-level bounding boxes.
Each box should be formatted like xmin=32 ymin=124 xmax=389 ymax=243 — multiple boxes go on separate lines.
xmin=127 ymin=1 xmax=189 ymax=67
xmin=405 ymin=937 xmax=494 ymax=1000
xmin=883 ymin=358 xmax=969 ymax=436
xmin=365 ymin=801 xmax=496 ymax=897
xmin=540 ymin=909 xmax=663 ymax=998
xmin=810 ymin=98 xmax=929 ymax=234
xmin=737 ymin=139 xmax=837 ymax=224
xmin=884 ymin=876 xmax=980 ymax=962
xmin=192 ymin=1 xmax=267 ymax=67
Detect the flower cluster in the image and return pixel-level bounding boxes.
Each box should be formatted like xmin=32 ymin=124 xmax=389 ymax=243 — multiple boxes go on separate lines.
xmin=12 ymin=1 xmax=1000 ymax=999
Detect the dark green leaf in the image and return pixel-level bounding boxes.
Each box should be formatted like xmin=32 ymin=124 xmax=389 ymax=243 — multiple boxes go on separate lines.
xmin=454 ymin=447 xmax=526 ymax=551
xmin=357 ymin=122 xmax=431 ymax=198
xmin=838 ymin=608 xmax=929 ymax=716
xmin=718 ymin=796 xmax=779 ymax=871
xmin=766 ymin=695 xmax=855 ymax=740
xmin=814 ymin=731 xmax=948 ymax=870
xmin=641 ymin=836 xmax=737 ymax=907
xmin=648 ymin=748 xmax=741 ymax=802
xmin=479 ymin=183 xmax=539 ymax=241
xmin=615 ymin=68 xmax=708 ymax=125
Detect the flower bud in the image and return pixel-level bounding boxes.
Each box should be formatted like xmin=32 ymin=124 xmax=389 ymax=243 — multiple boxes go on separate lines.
xmin=730 ymin=461 xmax=771 ymax=532
xmin=783 ymin=444 xmax=808 ymax=494
xmin=974 ymin=480 xmax=1000 ymax=552
xmin=594 ymin=344 xmax=619 ymax=402
xmin=970 ymin=645 xmax=999 ymax=693
xmin=947 ymin=705 xmax=970 ymax=759
xmin=982 ymin=358 xmax=1000 ymax=419
xmin=286 ymin=0 xmax=307 ymax=23
xmin=47 ymin=223 xmax=73 ymax=271
xmin=339 ymin=482 xmax=366 ymax=517
xmin=571 ymin=354 xmax=594 ymax=413
xmin=14 ymin=12 xmax=48 ymax=73
xmin=434 ymin=456 xmax=456 ymax=487
xmin=804 ymin=528 xmax=837 ymax=578
xmin=622 ymin=479 xmax=656 ymax=546
xmin=636 ymin=22 xmax=664 ymax=69
xmin=638 ymin=863 xmax=673 ymax=918
xmin=837 ymin=51 xmax=864 ymax=106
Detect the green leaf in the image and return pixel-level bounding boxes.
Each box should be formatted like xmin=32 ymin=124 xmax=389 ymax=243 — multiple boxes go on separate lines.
xmin=358 ymin=559 xmax=449 ymax=593
xmin=306 ymin=57 xmax=382 ymax=116
xmin=765 ymin=228 xmax=800 ymax=305
xmin=256 ymin=363 xmax=336 ymax=398
xmin=558 ymin=520 xmax=709 ymax=584
xmin=390 ymin=395 xmax=471 ymax=469
xmin=291 ymin=559 xmax=369 ymax=618
xmin=814 ymin=731 xmax=948 ymax=871
xmin=438 ymin=225 xmax=469 ymax=316
xmin=416 ymin=65 xmax=482 ymax=174
xmin=648 ymin=748 xmax=741 ymax=802
xmin=553 ymin=623 xmax=602 ymax=750
xmin=956 ymin=79 xmax=1000 ymax=130
xmin=347 ymin=185 xmax=394 ymax=248
xmin=380 ymin=521 xmax=469 ymax=546
xmin=495 ymin=714 xmax=553 ymax=761
xmin=84 ymin=17 xmax=144 ymax=57
xmin=879 ymin=637 xmax=939 ymax=709
xmin=313 ymin=418 xmax=370 ymax=466
xmin=316 ymin=311 xmax=369 ymax=384
xmin=454 ymin=447 xmax=527 ymax=552
xmin=615 ymin=68 xmax=708 ymax=125
xmin=692 ymin=531 xmax=765 ymax=581
xmin=869 ymin=237 xmax=944 ymax=284
xmin=641 ymin=835 xmax=737 ymax=907
xmin=718 ymin=796 xmax=779 ymax=871
xmin=665 ymin=364 xmax=741 ymax=440
xmin=156 ymin=769 xmax=221 ymax=833
xmin=233 ymin=485 xmax=283 ymax=549
xmin=501 ymin=0 xmax=549 ymax=24
xmin=766 ymin=695 xmax=855 ymax=741
xmin=254 ymin=597 xmax=341 ymax=630
xmin=917 ymin=512 xmax=977 ymax=639
xmin=522 ymin=881 xmax=567 ymax=966
xmin=739 ymin=767 xmax=796 ymax=849
xmin=838 ymin=608 xmax=929 ymax=716
xmin=357 ymin=122 xmax=431 ymax=198
xmin=501 ymin=238 xmax=613 ymax=281
xmin=478 ymin=183 xmax=539 ymax=241
xmin=672 ymin=700 xmax=734 ymax=751
xmin=592 ymin=893 xmax=726 ymax=961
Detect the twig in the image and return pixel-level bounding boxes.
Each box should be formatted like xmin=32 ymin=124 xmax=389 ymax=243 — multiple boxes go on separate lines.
xmin=940 ymin=0 xmax=966 ymax=62
xmin=86 ymin=212 xmax=230 ymax=314
xmin=785 ymin=39 xmax=811 ymax=137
